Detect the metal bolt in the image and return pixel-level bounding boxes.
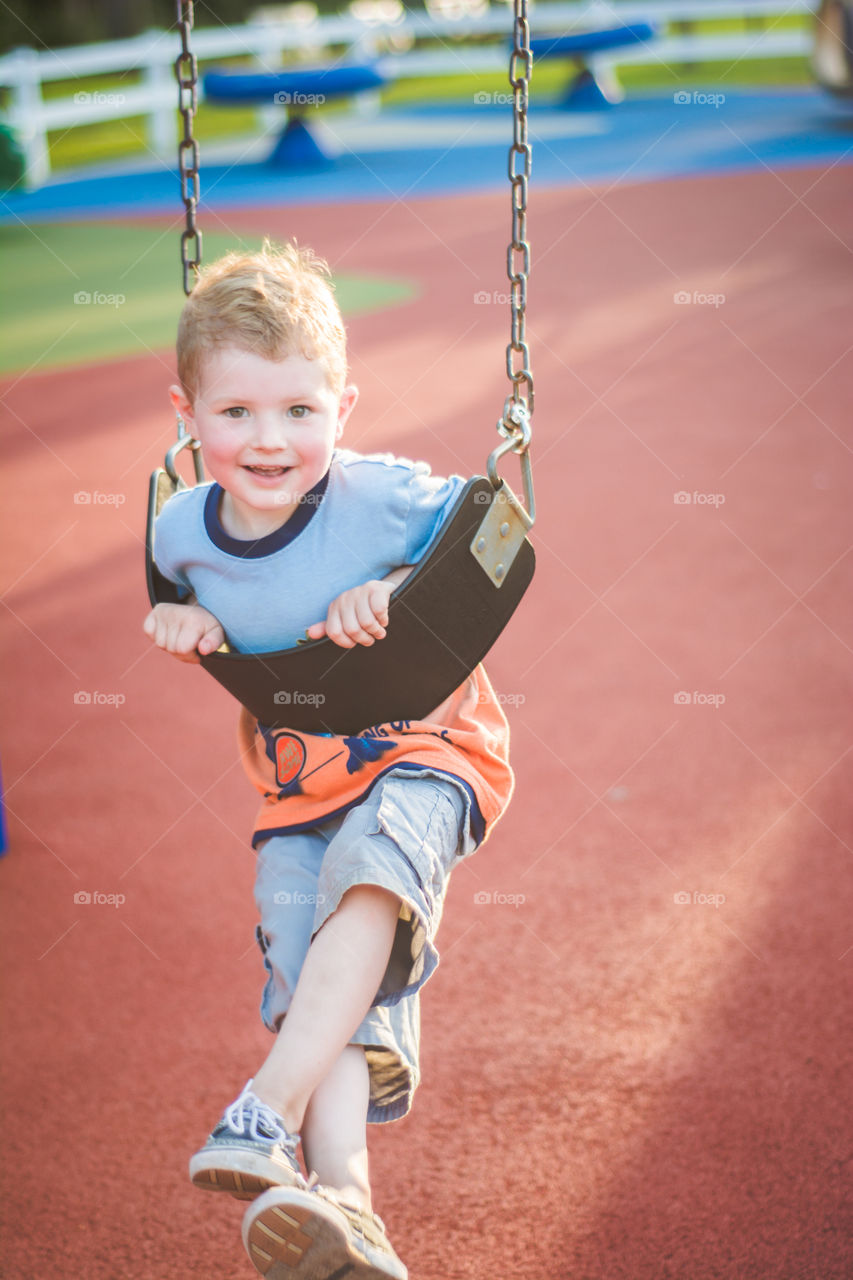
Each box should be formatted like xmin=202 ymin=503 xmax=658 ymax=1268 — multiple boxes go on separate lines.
xmin=499 ymin=522 xmax=510 ymax=537
xmin=495 ymin=564 xmax=505 ymax=580
xmin=476 ymin=537 xmax=486 ymax=553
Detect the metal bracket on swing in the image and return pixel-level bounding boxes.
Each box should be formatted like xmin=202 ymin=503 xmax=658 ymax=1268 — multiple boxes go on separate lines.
xmin=145 ymin=420 xmax=209 ymax=615
xmin=471 ymin=404 xmax=535 ymax=588
xmin=151 ymin=422 xmax=205 ymax=520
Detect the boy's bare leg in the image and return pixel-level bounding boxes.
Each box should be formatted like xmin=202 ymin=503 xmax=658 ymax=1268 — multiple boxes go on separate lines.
xmin=301 ymin=1045 xmax=372 ymax=1209
xmin=250 ymin=884 xmax=399 ymax=1139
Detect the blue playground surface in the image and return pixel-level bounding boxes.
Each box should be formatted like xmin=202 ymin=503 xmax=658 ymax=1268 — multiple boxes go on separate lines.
xmin=2 ymin=88 xmax=851 ymax=223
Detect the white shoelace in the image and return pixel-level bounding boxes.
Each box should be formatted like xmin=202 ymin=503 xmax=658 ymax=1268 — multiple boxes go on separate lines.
xmin=225 ymin=1081 xmax=297 ymax=1151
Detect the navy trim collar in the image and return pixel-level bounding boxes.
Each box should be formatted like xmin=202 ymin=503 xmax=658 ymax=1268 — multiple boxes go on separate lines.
xmin=204 ymin=470 xmax=330 ymax=558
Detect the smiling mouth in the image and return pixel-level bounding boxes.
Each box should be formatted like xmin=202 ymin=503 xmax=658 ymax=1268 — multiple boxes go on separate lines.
xmin=244 ymin=464 xmax=292 ymax=477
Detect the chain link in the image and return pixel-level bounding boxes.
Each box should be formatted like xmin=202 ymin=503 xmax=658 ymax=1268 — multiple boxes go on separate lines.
xmin=176 ymin=0 xmax=202 ymax=296
xmin=500 ymin=0 xmax=534 ymax=446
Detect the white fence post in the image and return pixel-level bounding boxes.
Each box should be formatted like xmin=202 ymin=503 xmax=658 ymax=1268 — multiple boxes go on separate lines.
xmin=7 ymin=46 xmax=50 ymax=188
xmin=142 ymin=30 xmax=175 ymax=161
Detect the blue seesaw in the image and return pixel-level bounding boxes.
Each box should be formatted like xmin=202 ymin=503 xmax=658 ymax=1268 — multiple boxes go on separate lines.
xmin=203 ymin=65 xmax=387 ymax=167
xmin=531 ymin=22 xmax=657 ymax=109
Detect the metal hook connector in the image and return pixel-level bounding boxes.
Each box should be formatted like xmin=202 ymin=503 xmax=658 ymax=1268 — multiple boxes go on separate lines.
xmin=164 ymin=417 xmax=205 ymax=487
xmin=488 ymin=403 xmax=535 ymax=525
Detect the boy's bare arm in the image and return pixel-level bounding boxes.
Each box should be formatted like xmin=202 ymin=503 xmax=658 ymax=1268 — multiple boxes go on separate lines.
xmin=143 ymin=600 xmax=225 ymax=663
xmin=306 ymin=566 xmax=414 ymax=649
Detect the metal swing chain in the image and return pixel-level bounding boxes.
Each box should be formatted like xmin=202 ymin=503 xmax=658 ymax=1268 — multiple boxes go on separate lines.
xmin=168 ymin=0 xmax=206 ymax=485
xmin=489 ymin=0 xmax=535 ymax=523
xmin=176 ymin=0 xmax=202 ymax=297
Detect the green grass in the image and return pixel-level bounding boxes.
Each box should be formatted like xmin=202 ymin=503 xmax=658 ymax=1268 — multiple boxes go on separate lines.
xmin=621 ymin=56 xmax=812 ymax=91
xmin=0 ymin=221 xmax=418 ymax=376
xmin=381 ymin=55 xmax=812 ymax=106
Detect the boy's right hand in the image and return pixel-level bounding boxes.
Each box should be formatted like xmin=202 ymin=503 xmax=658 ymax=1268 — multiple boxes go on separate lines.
xmin=143 ymin=602 xmax=225 ymax=664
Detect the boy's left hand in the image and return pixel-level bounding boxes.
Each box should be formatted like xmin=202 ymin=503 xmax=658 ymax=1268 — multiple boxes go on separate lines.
xmin=306 ymin=567 xmax=413 ymax=648
xmin=306 ymin=579 xmax=393 ymax=648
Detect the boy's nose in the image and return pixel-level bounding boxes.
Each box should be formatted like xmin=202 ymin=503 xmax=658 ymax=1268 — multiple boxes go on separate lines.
xmin=249 ymin=415 xmax=288 ymax=450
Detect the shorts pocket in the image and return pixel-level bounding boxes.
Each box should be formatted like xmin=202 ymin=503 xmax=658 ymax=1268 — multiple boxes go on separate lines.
xmin=374 ymin=777 xmax=464 ymax=907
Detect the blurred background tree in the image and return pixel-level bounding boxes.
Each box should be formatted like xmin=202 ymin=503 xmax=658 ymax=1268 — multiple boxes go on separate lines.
xmin=1 ymin=0 xmax=348 ymax=53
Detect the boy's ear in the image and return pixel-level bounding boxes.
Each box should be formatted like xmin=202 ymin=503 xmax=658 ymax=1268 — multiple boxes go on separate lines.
xmin=336 ymin=384 xmax=358 ymax=439
xmin=169 ymin=384 xmax=195 ymax=429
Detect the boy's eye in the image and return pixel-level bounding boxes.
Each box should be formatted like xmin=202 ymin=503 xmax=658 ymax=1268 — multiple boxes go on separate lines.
xmin=223 ymin=406 xmax=248 ymax=419
xmin=289 ymin=405 xmax=310 ymax=419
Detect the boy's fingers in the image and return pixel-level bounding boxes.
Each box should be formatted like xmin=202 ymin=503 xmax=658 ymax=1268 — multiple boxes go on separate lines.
xmin=197 ymin=623 xmax=225 ymax=655
xmin=321 ymin=583 xmax=394 ymax=648
xmin=358 ymin=593 xmax=383 ymax=629
xmin=367 ymin=586 xmax=390 ymax=628
xmin=173 ymin=621 xmax=205 ymax=656
xmin=363 ymin=586 xmax=390 ymax=635
xmin=345 ymin=597 xmax=384 ymax=644
xmin=354 ymin=609 xmax=383 ymax=638
xmin=328 ymin=609 xmax=359 ymax=648
xmin=325 ymin=600 xmax=360 ymax=648
xmin=143 ymin=602 xmax=223 ymax=664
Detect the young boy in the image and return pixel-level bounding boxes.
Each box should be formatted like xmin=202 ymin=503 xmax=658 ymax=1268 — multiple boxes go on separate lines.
xmin=143 ymin=242 xmax=514 ymax=1279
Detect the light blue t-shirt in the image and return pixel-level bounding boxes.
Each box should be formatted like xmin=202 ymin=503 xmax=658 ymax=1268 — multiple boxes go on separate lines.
xmin=153 ymin=448 xmax=466 ymax=653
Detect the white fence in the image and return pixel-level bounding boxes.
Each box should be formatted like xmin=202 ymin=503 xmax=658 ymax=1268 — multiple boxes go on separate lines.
xmin=0 ymin=0 xmax=815 ymax=188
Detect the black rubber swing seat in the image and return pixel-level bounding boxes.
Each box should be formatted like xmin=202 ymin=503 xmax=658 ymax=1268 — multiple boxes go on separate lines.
xmin=146 ymin=471 xmax=535 ymax=736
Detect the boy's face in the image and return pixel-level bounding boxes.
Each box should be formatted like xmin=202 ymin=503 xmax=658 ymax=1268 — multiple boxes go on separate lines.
xmin=170 ymin=346 xmax=357 ymax=539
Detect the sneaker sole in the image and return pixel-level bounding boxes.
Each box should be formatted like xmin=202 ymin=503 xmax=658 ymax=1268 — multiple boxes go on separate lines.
xmin=190 ymin=1148 xmax=304 ymax=1201
xmin=242 ymin=1188 xmax=406 ymax=1280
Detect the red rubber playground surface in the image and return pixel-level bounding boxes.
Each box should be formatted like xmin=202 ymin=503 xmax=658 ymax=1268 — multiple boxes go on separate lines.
xmin=2 ymin=166 xmax=853 ymax=1278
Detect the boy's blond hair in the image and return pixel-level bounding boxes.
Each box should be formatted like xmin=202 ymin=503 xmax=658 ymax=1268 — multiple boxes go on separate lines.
xmin=176 ymin=240 xmax=347 ymax=400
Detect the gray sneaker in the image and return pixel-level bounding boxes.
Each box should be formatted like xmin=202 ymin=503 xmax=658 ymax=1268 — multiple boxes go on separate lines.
xmin=189 ymin=1080 xmax=305 ymax=1201
xmin=242 ymin=1183 xmax=408 ymax=1279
